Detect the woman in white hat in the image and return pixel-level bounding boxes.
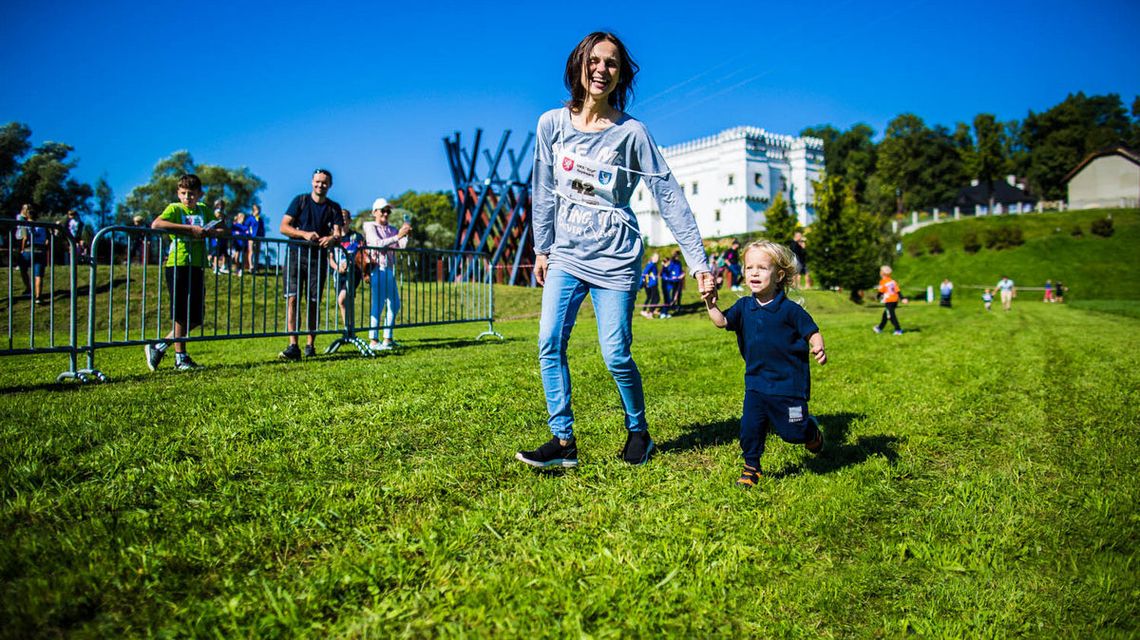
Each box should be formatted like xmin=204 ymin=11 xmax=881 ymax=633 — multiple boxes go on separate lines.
xmin=362 ymin=198 xmax=411 ymax=350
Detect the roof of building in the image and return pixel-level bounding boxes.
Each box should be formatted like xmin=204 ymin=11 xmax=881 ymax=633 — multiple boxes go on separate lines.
xmin=1062 ymin=145 xmax=1140 ymax=184
xmin=953 ymin=179 xmax=1037 ymax=207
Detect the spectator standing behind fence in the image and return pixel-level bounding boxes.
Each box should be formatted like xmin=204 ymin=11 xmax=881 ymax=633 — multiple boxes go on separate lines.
xmin=362 ymin=198 xmax=410 ymax=351
xmin=515 ymin=31 xmax=714 ymax=469
xmin=278 ymin=169 xmax=343 ymax=360
xmin=996 ymin=275 xmax=1015 ymax=311
xmin=145 ymin=174 xmax=226 ymax=372
xmin=1055 ymin=281 xmax=1065 ymax=303
xmin=1043 ymin=279 xmax=1054 ymax=303
xmin=208 ymin=201 xmax=229 ymax=274
xmin=790 ymin=231 xmax=811 ymax=289
xmin=130 ymin=215 xmax=150 ymax=265
xmin=724 ymin=238 xmax=742 ymax=291
xmin=703 ymin=240 xmax=827 ymax=488
xmin=229 ymin=211 xmax=250 ymax=277
xmin=330 ymin=208 xmax=366 ymax=329
xmin=66 ymin=209 xmax=87 ymax=259
xmin=639 ymin=252 xmax=660 ymax=319
xmin=660 ymin=250 xmax=685 ymax=317
xmin=14 ymin=204 xmax=32 ymax=295
xmin=940 ymin=278 xmax=953 ymax=308
xmin=873 ymin=265 xmax=903 ymax=335
xmin=247 ymin=204 xmax=266 ymax=273
xmin=19 ymin=205 xmax=51 ymax=305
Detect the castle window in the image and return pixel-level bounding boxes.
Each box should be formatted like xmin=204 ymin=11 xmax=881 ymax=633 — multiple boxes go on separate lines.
xmin=754 ymin=173 xmax=763 ymax=187
xmin=727 ymin=174 xmax=734 ymax=186
xmin=715 ymin=209 xmax=721 ymax=222
xmin=692 ymin=181 xmax=699 ymax=195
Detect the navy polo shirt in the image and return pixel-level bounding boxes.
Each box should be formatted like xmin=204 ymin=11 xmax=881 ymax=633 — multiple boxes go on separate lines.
xmin=723 ymin=290 xmax=820 ymax=399
xmin=285 ymin=194 xmax=341 ymax=236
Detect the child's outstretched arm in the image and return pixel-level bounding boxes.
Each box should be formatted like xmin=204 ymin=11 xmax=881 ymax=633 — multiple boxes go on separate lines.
xmin=808 ymin=331 xmax=827 ymax=365
xmin=705 ymin=295 xmax=727 ymax=328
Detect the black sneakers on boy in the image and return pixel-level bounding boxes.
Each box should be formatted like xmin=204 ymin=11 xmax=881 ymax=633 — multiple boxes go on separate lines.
xmin=805 ymin=415 xmax=825 ymax=455
xmin=278 ymin=344 xmax=302 ymax=361
xmin=303 ymin=344 xmax=317 ymax=358
xmin=621 ymin=430 xmax=655 ymax=465
xmin=516 ymin=437 xmax=578 ymax=468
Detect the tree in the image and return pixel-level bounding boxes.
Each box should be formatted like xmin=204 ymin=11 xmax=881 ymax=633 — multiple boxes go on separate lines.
xmin=389 ymin=190 xmax=456 ymax=249
xmin=874 ymin=115 xmax=963 ymax=215
xmin=121 ymin=151 xmax=266 ymax=223
xmin=801 ymin=124 xmax=876 ymax=202
xmin=762 ymin=192 xmax=796 ymax=244
xmin=1020 ymin=92 xmax=1134 ymax=199
xmin=808 ymin=176 xmax=882 ymax=299
xmin=967 ymin=113 xmax=1009 ymax=211
xmin=8 ymin=141 xmax=93 ymax=217
xmin=94 ymin=176 xmax=113 ymax=229
xmin=0 ymin=122 xmax=32 ymax=211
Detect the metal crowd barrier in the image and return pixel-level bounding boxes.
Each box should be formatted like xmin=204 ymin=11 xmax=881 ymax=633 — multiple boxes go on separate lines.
xmin=0 ymin=219 xmax=86 ymax=382
xmin=1 ymin=223 xmax=499 ymax=383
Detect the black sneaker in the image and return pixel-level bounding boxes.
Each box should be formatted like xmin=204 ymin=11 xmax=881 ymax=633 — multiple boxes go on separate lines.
xmin=805 ymin=415 xmax=824 ymax=455
xmin=515 ymin=437 xmax=578 ymax=468
xmin=174 ymin=355 xmax=203 ymax=371
xmin=279 ymin=344 xmax=302 ymax=361
xmin=621 ymin=430 xmax=655 ymax=465
xmin=144 ymin=344 xmax=165 ymax=371
xmin=303 ymin=345 xmax=317 ymax=358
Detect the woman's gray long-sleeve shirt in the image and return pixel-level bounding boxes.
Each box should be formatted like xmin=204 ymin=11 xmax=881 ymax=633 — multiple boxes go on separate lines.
xmin=532 ymin=107 xmax=710 ymax=291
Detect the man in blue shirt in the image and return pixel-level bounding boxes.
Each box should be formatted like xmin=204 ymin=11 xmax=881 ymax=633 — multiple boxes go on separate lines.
xmin=278 ymin=169 xmax=343 ymax=360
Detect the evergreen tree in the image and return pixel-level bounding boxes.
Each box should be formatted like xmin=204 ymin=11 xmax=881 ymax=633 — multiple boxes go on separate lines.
xmin=809 ymin=176 xmax=882 ymax=299
xmin=762 ymin=192 xmax=796 ymax=244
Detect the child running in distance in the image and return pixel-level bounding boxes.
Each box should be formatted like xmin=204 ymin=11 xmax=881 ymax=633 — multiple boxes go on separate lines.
xmin=982 ymin=288 xmax=993 ymax=311
xmin=704 ymin=240 xmax=827 ymax=488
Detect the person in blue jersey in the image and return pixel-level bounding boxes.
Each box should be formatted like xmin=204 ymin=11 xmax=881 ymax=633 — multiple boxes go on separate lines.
xmin=660 ymin=250 xmax=686 ymax=317
xmin=516 ymin=31 xmax=715 ymax=469
xmin=639 ymin=252 xmax=661 ymax=319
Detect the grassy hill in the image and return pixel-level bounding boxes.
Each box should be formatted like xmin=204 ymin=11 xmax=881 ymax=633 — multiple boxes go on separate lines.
xmin=893 ymin=208 xmax=1139 ymax=303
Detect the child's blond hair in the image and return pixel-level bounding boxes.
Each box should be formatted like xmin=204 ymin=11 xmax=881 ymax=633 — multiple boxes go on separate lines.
xmin=743 ymin=240 xmax=799 ymax=293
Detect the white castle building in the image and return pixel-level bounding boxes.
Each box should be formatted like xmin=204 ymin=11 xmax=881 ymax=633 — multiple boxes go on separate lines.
xmin=632 ymin=126 xmax=825 ymax=246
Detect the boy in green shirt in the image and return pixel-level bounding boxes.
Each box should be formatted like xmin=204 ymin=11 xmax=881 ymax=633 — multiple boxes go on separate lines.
xmin=145 ymin=174 xmax=226 ymax=371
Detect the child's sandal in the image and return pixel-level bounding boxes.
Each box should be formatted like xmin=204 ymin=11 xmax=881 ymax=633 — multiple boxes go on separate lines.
xmin=735 ymin=465 xmax=761 ymax=489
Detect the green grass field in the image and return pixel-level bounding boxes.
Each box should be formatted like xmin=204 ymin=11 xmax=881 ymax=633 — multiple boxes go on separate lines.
xmin=2 ymin=281 xmax=1138 ymax=636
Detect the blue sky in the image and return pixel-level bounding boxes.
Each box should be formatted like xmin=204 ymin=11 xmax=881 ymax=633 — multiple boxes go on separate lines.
xmin=2 ymin=0 xmax=1136 ymax=230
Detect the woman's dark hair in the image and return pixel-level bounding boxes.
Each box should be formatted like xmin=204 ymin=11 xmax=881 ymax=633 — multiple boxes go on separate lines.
xmin=563 ymin=31 xmax=639 ymax=113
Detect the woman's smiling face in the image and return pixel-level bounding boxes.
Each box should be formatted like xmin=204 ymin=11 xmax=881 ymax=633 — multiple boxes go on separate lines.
xmin=581 ymin=40 xmax=620 ymax=103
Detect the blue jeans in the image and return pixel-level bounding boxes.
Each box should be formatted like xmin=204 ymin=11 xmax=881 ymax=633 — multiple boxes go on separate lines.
xmin=539 ymin=269 xmax=647 ymax=440
xmin=370 ymin=267 xmax=400 ymax=341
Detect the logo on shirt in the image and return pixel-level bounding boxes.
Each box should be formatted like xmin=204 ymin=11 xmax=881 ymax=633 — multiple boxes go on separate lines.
xmin=561 ymin=157 xmax=575 ymax=172
xmin=598 ymin=170 xmax=613 ymax=186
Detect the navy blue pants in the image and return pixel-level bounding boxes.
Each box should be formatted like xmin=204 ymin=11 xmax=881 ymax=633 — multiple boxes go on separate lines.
xmin=741 ymin=391 xmax=818 ymax=470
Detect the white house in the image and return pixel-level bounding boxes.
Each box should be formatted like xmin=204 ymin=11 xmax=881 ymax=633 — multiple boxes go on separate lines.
xmin=631 ymin=126 xmax=825 ymax=246
xmin=1064 ymin=146 xmax=1140 ymax=209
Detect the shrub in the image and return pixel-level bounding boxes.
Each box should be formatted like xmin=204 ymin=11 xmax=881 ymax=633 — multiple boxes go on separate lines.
xmin=1091 ymin=217 xmax=1114 ymax=237
xmin=1071 ymin=224 xmax=1083 ymax=237
xmin=963 ymin=230 xmax=982 ymax=254
xmin=984 ymin=226 xmax=1025 ymax=250
xmin=924 ymin=234 xmax=944 ymax=255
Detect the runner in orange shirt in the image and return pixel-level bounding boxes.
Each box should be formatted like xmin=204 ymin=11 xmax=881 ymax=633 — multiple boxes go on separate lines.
xmin=873 ymin=265 xmax=903 ymax=335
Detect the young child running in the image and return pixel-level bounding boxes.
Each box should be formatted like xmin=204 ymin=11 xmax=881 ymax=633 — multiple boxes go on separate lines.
xmin=704 ymin=240 xmax=827 ymax=488
xmin=145 ymin=174 xmax=225 ymax=371
xmin=873 ymin=265 xmax=903 ymax=335
xmin=982 ymin=288 xmax=994 ymax=311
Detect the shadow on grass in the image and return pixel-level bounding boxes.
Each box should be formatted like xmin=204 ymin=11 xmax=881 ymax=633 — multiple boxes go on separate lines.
xmin=768 ymin=411 xmax=899 ymax=478
xmin=660 ymin=412 xmax=900 ymax=478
